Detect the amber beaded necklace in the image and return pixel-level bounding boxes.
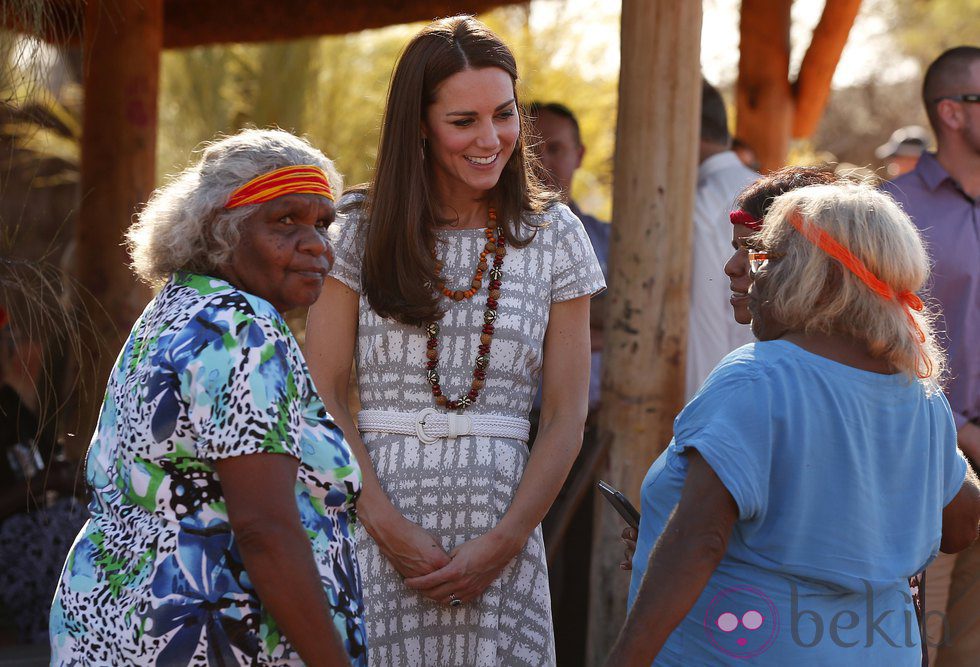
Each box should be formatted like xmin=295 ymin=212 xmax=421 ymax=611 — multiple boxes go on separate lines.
xmin=434 ymin=209 xmax=498 ymax=302
xmin=425 ymin=208 xmax=506 ymax=411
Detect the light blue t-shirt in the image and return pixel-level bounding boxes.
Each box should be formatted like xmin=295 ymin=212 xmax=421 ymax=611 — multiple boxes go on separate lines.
xmin=628 ymin=341 xmax=966 ymax=666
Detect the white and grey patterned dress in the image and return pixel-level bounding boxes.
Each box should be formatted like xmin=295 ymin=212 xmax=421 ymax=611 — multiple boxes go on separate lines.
xmin=328 ymin=197 xmax=605 ymax=667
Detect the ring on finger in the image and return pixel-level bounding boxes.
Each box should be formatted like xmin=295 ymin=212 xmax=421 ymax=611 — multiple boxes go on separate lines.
xmin=449 ymin=593 xmax=462 ymax=608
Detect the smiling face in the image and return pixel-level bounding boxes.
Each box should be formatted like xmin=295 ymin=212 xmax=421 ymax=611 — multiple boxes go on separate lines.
xmin=218 ymin=193 xmax=335 ymax=312
xmin=423 ymin=67 xmax=520 ymax=202
xmin=724 ymin=223 xmax=756 ymax=325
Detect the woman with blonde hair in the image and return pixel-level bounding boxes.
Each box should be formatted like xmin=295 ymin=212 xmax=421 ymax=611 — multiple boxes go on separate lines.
xmin=606 ymin=181 xmax=980 ymax=665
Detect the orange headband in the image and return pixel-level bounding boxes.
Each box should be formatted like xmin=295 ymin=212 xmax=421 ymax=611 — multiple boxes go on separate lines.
xmin=225 ymin=165 xmax=334 ymax=209
xmin=787 ymin=212 xmax=931 ymax=377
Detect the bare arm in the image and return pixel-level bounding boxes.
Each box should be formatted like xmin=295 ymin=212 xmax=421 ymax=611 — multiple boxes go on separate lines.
xmin=941 ymin=464 xmax=980 ymax=554
xmin=404 ymin=295 xmax=592 ymax=603
xmin=501 ymin=294 xmax=591 ymax=544
xmin=957 ymin=421 xmax=980 ymax=468
xmin=215 ymin=453 xmax=350 ymax=667
xmin=604 ymin=452 xmax=738 ymax=666
xmin=305 ymin=277 xmax=450 ymax=577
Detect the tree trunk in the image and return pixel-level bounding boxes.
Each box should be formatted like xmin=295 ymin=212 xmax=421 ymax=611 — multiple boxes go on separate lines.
xmin=585 ymin=1 xmax=702 ymax=664
xmin=737 ymin=0 xmax=862 ymax=171
xmin=736 ymin=0 xmax=793 ymax=173
xmin=792 ymin=0 xmax=862 ymax=138
xmin=70 ymin=0 xmax=159 ymax=453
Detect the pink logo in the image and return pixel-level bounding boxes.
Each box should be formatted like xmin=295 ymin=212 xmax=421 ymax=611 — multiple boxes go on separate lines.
xmin=703 ymin=585 xmax=779 ymax=659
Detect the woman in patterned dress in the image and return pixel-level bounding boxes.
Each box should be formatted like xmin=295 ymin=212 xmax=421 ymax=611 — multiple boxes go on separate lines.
xmin=50 ymin=129 xmax=366 ymax=666
xmin=306 ymin=16 xmax=604 ymax=667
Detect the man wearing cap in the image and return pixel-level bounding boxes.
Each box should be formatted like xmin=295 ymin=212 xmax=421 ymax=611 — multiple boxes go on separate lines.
xmin=686 ymin=79 xmax=758 ymax=400
xmin=883 ymin=45 xmax=980 ymax=666
xmin=876 ymin=125 xmax=930 ymax=179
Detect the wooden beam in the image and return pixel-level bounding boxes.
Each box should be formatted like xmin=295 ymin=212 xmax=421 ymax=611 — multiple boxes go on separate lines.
xmin=792 ymin=0 xmax=862 ymax=138
xmin=735 ymin=0 xmax=793 ymax=172
xmin=71 ymin=0 xmax=157 ymax=449
xmin=3 ymin=0 xmax=527 ymax=47
xmin=162 ymin=0 xmax=526 ymax=47
xmin=585 ymin=0 xmax=702 ymax=664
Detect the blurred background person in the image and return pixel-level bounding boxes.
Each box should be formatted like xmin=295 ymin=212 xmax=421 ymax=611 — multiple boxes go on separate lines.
xmin=731 ymin=137 xmax=761 ymax=172
xmin=875 ymin=125 xmax=930 ymax=179
xmin=0 ymin=303 xmax=86 ymax=647
xmin=528 ymin=101 xmax=609 ymax=415
xmin=882 ymin=45 xmax=980 ymax=666
xmin=50 ymin=129 xmax=364 ymax=666
xmin=686 ymin=79 xmax=759 ymax=400
xmin=527 ymin=100 xmax=610 ymax=663
xmin=608 ymin=181 xmax=979 ymax=665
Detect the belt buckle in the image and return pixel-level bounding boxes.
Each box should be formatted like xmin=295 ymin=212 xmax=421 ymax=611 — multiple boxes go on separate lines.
xmin=414 ymin=408 xmax=473 ymax=443
xmin=446 ymin=412 xmax=472 ymax=440
xmin=415 ymin=408 xmax=440 ymax=444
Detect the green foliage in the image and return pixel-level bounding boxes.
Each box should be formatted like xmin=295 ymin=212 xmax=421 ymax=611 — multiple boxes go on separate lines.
xmin=885 ymin=0 xmax=980 ymax=66
xmin=156 ymin=4 xmax=620 ymax=218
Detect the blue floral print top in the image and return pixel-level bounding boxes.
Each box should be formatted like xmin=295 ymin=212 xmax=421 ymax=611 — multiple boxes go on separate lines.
xmin=50 ymin=272 xmax=366 ymax=666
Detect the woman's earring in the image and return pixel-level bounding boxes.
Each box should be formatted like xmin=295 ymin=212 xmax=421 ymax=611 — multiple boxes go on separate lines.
xmin=421 ymin=137 xmax=427 ymax=161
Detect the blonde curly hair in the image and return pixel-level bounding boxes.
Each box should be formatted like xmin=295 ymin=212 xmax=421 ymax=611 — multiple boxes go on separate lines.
xmin=755 ymin=182 xmax=945 ymax=386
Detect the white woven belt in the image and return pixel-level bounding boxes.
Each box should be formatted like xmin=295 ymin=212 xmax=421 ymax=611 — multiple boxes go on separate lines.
xmin=357 ymin=408 xmax=531 ymax=445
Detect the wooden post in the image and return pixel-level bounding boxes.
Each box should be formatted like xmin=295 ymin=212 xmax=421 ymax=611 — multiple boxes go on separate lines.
xmin=71 ymin=0 xmax=159 ymax=452
xmin=585 ymin=1 xmax=702 ymax=664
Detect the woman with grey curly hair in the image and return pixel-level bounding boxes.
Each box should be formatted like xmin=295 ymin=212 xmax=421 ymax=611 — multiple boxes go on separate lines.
xmin=51 ymin=128 xmax=366 ymax=666
xmin=607 ymin=181 xmax=980 ymax=665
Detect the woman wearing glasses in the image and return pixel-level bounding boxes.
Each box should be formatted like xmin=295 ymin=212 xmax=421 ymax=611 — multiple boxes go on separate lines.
xmin=606 ymin=182 xmax=980 ymax=665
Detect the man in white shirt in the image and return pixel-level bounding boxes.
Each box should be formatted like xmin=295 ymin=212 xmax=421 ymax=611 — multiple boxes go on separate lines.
xmin=686 ymin=80 xmax=759 ymax=399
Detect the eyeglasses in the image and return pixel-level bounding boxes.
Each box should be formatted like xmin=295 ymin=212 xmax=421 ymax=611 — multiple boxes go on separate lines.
xmin=932 ymin=93 xmax=980 ymax=104
xmin=748 ymin=249 xmax=783 ymax=278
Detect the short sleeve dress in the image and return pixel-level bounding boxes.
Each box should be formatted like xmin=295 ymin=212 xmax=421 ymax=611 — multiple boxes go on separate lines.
xmin=49 ymin=272 xmax=366 ymax=666
xmin=328 ymin=198 xmax=605 ymax=667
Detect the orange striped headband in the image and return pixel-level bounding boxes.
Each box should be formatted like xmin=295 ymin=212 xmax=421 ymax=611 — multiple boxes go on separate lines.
xmin=224 ymin=165 xmax=334 ymax=209
xmin=786 ymin=212 xmax=931 ymax=377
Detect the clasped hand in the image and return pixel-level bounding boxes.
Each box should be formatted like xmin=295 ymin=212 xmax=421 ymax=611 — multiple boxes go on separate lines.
xmin=373 ymin=512 xmax=452 ymax=579
xmin=404 ymin=530 xmax=521 ymax=605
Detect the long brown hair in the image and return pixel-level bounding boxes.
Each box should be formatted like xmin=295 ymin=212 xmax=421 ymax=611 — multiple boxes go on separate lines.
xmin=353 ymin=15 xmax=557 ymax=326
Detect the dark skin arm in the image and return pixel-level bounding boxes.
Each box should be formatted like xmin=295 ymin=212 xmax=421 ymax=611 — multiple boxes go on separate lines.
xmin=215 ymin=453 xmax=351 ymax=667
xmin=940 ymin=464 xmax=980 ymax=554
xmin=604 ymin=451 xmax=738 ymax=666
